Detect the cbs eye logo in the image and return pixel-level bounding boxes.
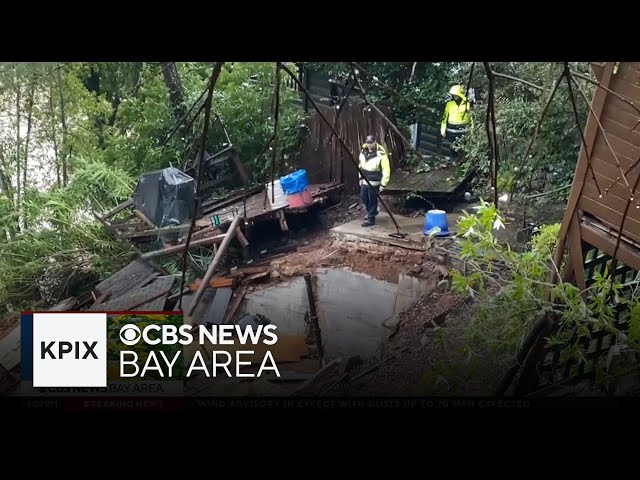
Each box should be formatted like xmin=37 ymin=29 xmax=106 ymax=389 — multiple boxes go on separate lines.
xmin=119 ymin=324 xmax=142 ymax=346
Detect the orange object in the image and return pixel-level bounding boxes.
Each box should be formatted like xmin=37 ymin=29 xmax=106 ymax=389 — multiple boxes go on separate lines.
xmin=190 ymin=277 xmax=234 ymax=292
xmin=211 ymin=277 xmax=234 ymax=288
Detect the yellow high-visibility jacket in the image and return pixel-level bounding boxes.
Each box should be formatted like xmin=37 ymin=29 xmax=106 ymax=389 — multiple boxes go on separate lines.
xmin=358 ymin=142 xmax=391 ymax=187
xmin=441 ymin=86 xmax=474 ymax=137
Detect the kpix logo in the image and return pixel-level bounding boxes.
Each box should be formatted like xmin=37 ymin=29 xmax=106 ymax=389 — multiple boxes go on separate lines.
xmin=32 ymin=312 xmax=107 ymax=387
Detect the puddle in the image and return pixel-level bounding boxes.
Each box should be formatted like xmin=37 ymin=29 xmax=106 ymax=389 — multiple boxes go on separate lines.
xmin=240 ymin=268 xmax=437 ymax=360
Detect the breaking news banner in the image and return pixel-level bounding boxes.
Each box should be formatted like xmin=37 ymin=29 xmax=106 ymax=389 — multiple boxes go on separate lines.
xmin=18 ymin=311 xmax=280 ymax=397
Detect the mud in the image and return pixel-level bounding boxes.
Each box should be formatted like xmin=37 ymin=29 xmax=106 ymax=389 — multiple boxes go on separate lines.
xmin=270 ymin=239 xmax=430 ymax=284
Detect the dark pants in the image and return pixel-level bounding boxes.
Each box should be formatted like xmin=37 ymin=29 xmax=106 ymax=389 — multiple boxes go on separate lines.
xmin=360 ymin=184 xmax=379 ymax=222
xmin=446 ymin=130 xmax=465 ymax=162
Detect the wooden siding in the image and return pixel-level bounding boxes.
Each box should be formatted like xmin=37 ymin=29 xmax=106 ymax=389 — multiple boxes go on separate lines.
xmin=577 ymin=62 xmax=640 ymax=241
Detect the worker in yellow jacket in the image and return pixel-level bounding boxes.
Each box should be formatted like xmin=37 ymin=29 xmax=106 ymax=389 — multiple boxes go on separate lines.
xmin=358 ymin=134 xmax=391 ymax=227
xmin=441 ymin=85 xmax=474 ymax=164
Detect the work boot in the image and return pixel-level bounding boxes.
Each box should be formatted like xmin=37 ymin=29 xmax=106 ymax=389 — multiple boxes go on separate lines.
xmin=361 ymin=219 xmax=375 ymax=227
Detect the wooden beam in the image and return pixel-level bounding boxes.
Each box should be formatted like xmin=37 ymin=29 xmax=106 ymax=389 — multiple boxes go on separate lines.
xmin=102 ymin=198 xmax=133 ymax=220
xmin=118 ymin=224 xmax=192 ymax=240
xmin=223 ymin=287 xmax=248 ymax=324
xmin=277 ymin=210 xmax=288 ymax=232
xmin=135 ymin=209 xmax=156 ymax=229
xmin=567 ymin=212 xmax=587 ymax=298
xmin=187 ymin=216 xmax=242 ymax=317
xmin=140 ymin=234 xmax=226 ymax=260
xmin=580 ymin=221 xmax=640 ymax=272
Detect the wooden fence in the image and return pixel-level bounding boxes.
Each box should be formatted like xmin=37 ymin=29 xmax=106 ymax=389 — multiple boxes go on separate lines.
xmin=293 ymin=103 xmax=405 ymax=193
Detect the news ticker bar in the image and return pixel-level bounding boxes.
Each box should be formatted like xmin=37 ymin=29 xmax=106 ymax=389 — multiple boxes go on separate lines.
xmin=1 ymin=397 xmax=636 ymax=411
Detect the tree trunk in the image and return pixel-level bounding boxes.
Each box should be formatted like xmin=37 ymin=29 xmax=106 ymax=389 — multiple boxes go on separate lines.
xmin=160 ymin=62 xmax=189 ymax=140
xmin=48 ymin=86 xmax=61 ymax=189
xmin=56 ymin=65 xmax=68 ymax=187
xmin=15 ymin=71 xmax=21 ymax=230
xmin=408 ymin=62 xmax=418 ymax=84
xmin=22 ymin=83 xmax=34 ymax=230
xmin=0 ymin=146 xmax=15 ymax=241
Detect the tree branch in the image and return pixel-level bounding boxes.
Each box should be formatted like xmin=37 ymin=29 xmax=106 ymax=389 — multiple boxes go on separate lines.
xmin=493 ymin=72 xmax=544 ymax=91
xmin=270 ymin=62 xmax=281 ymax=204
xmin=510 ymin=71 xmax=564 ymax=198
xmin=350 ymin=63 xmax=424 ymax=160
xmin=563 ymin=62 xmax=602 ymax=196
xmin=483 ymin=62 xmax=500 ymax=207
xmin=352 ymin=62 xmax=438 ymax=115
xmin=569 ymin=73 xmax=633 ymax=197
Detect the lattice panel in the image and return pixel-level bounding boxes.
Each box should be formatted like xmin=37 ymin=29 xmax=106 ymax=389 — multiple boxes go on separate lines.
xmin=537 ymin=244 xmax=639 ymax=387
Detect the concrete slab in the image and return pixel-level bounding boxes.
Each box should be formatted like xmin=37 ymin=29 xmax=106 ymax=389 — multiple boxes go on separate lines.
xmin=239 ymin=268 xmax=440 ymax=361
xmin=330 ymin=212 xmax=461 ymax=248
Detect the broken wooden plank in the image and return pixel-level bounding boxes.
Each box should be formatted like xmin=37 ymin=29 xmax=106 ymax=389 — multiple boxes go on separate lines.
xmin=133 ymin=293 xmax=169 ymax=311
xmin=211 ymin=277 xmax=234 ymax=289
xmin=90 ymin=277 xmax=174 ymax=311
xmin=192 ymin=226 xmax=222 ymax=240
xmin=181 ymin=291 xmax=216 ymax=325
xmin=135 ymin=209 xmax=156 ymax=228
xmin=0 ymin=325 xmax=21 ymax=371
xmin=292 ymin=358 xmax=342 ymax=396
xmin=118 ymin=224 xmax=193 ymax=240
xmin=357 ymin=234 xmax=426 ymax=251
xmin=349 ymin=347 xmax=410 ymax=383
xmin=202 ymin=185 xmax=264 ymax=213
xmin=208 ymin=288 xmax=233 ymax=325
xmin=168 ymin=287 xmax=191 ymax=302
xmin=190 ymin=277 xmax=235 ymax=291
xmin=223 ymin=287 xmax=247 ymax=324
xmin=277 ymin=210 xmax=289 ymax=232
xmin=94 ymin=260 xmax=157 ymax=299
xmin=49 ymin=296 xmax=78 ymax=311
xmin=102 ymin=198 xmax=134 ymax=220
xmin=228 ymin=266 xmax=270 ymax=276
xmin=92 ymin=292 xmax=109 ymax=307
xmin=92 ymin=210 xmax=116 ymax=230
xmin=140 ymin=234 xmax=226 ymax=260
xmin=244 ymin=272 xmax=270 ymax=284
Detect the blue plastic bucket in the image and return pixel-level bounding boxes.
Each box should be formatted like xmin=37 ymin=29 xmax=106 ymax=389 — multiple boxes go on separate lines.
xmin=424 ymin=209 xmax=449 ymax=237
xmin=279 ymin=169 xmax=308 ymax=195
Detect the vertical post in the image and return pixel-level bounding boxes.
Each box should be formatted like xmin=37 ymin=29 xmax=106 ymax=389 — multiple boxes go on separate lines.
xmin=304 ymin=273 xmax=324 ymax=366
xmin=187 ymin=215 xmax=241 ymax=317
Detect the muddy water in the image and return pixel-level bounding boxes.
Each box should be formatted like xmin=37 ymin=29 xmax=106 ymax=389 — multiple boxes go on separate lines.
xmin=240 ymin=268 xmax=436 ymax=360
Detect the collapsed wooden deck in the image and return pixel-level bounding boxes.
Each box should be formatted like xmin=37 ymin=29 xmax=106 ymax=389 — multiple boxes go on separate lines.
xmin=384 ymin=166 xmax=477 ymax=198
xmin=196 ymin=182 xmax=343 ymax=230
xmin=99 ymin=181 xmax=343 ymax=243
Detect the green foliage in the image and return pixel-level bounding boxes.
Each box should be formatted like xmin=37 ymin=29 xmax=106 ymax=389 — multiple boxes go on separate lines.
xmin=458 ymin=62 xmax=594 ymax=195
xmin=437 ymin=204 xmax=640 ymax=393
xmin=304 ymin=62 xmax=457 ymax=130
xmin=212 ymin=62 xmax=305 ymax=181
xmin=0 ymin=61 xmax=308 ymax=312
xmin=0 ymin=224 xmax=132 ymax=312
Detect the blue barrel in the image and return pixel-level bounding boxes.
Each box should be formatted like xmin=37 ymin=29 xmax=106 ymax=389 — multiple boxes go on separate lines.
xmin=279 ymin=169 xmax=308 ymax=195
xmin=424 ymin=209 xmax=449 ymax=237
